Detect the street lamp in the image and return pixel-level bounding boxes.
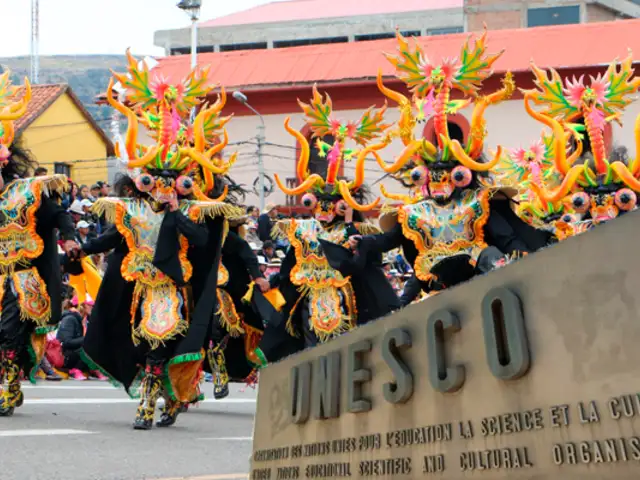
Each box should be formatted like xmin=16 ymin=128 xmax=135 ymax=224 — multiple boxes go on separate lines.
xmin=177 ymin=0 xmax=202 ymax=70
xmin=233 ymin=91 xmax=266 ymax=211
xmin=177 ymin=0 xmax=202 ymax=122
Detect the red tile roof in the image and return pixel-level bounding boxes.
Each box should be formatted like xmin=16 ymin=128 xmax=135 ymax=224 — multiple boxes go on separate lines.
xmin=15 ymin=84 xmax=114 ymax=155
xmin=15 ymin=84 xmax=66 ymax=132
xmin=154 ymin=20 xmax=640 ymax=92
xmin=201 ymin=0 xmax=461 ymax=27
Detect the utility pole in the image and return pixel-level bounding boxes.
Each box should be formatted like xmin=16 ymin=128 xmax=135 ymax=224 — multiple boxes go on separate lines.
xmin=30 ymin=0 xmax=39 ymax=84
xmin=232 ymin=91 xmax=267 ymax=211
xmin=257 ymin=122 xmax=266 ymax=212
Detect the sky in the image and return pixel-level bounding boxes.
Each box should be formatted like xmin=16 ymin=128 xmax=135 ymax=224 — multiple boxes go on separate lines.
xmin=0 ymin=0 xmax=273 ymax=57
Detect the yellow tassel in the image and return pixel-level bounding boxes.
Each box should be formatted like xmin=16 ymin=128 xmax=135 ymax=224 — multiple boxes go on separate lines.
xmin=241 ymin=282 xmax=255 ymax=304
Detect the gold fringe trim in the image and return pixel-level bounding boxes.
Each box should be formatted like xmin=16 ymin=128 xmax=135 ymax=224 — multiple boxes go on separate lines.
xmin=354 ymin=222 xmax=381 ymax=235
xmin=91 ymin=198 xmax=122 ymax=224
xmin=37 ymin=174 xmax=69 ymax=197
xmin=271 ymin=219 xmax=291 ymax=241
xmin=184 ymin=201 xmax=244 ymax=223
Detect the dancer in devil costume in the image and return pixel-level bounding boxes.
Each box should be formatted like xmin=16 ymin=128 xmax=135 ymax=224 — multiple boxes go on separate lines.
xmin=503 ymin=54 xmax=640 ymax=240
xmin=0 ymin=73 xmax=78 ymax=416
xmin=261 ymin=86 xmax=400 ymax=353
xmin=348 ymin=29 xmax=550 ymax=295
xmin=81 ymin=52 xmax=241 ymax=430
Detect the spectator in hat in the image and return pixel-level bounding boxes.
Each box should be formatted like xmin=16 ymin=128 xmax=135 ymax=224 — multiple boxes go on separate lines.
xmin=96 ymin=181 xmax=110 ymax=198
xmin=261 ymin=240 xmax=276 ymax=262
xmin=257 ymin=203 xmax=277 ymax=243
xmin=75 ymin=220 xmax=95 ymax=244
xmin=68 ymin=199 xmax=85 ymax=224
xmin=90 ymin=184 xmax=101 ymax=200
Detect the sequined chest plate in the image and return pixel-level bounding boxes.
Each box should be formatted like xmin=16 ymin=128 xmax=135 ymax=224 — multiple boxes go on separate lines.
xmin=0 ymin=178 xmax=45 ymax=271
xmin=399 ymin=189 xmax=490 ymax=281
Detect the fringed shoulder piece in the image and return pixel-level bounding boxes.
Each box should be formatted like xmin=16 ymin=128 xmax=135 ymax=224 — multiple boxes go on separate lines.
xmin=35 ymin=174 xmax=69 ymax=197
xmin=271 ymin=219 xmax=291 ymax=241
xmin=92 ymin=198 xmax=126 ymax=224
xmin=354 ymin=222 xmax=381 ymax=235
xmin=180 ymin=200 xmax=243 ymax=223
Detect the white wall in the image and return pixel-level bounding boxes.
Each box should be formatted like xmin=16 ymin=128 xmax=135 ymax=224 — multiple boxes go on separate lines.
xmin=134 ymin=98 xmax=640 ymax=208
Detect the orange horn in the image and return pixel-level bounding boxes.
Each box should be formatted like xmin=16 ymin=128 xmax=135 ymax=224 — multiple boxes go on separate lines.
xmin=350 ymin=143 xmax=387 ymax=189
xmin=380 ymin=184 xmax=414 ymax=203
xmin=107 ymin=78 xmax=139 ymax=160
xmin=450 ymin=139 xmax=501 ymax=171
xmin=284 ymin=117 xmax=310 ymax=183
xmin=611 ymin=161 xmax=640 ymax=191
xmin=377 ymin=69 xmax=408 ymax=106
xmin=1 ymin=121 xmax=14 ymax=147
xmin=128 ymin=145 xmax=163 ymax=169
xmin=529 ymin=164 xmax=583 ymax=203
xmin=274 ymin=173 xmax=324 ymax=196
xmin=631 ymin=113 xmax=640 ymax=176
xmin=376 ymin=140 xmax=424 ymax=173
xmin=338 ymin=180 xmax=380 ymax=212
xmin=523 ymin=94 xmax=570 ymax=176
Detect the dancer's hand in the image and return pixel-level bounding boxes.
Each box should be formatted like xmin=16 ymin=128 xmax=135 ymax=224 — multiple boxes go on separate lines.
xmin=255 ymin=277 xmax=270 ymax=293
xmin=347 ymin=235 xmax=362 ymax=249
xmin=63 ymin=240 xmax=81 ymax=259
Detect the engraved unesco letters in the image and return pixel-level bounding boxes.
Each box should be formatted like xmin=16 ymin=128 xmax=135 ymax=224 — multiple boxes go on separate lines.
xmin=288 ymin=286 xmax=530 ymax=424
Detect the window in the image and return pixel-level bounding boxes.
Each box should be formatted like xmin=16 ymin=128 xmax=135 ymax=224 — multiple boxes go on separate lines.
xmin=170 ymin=45 xmax=215 ymax=55
xmin=355 ymin=30 xmax=422 ymax=42
xmin=54 ymin=162 xmax=71 ymax=177
xmin=219 ymin=42 xmax=268 ymax=52
xmin=355 ymin=33 xmax=396 ymax=42
xmin=527 ymin=6 xmax=580 ymax=27
xmin=427 ymin=26 xmax=463 ymax=35
xmin=274 ymin=36 xmax=349 ymax=48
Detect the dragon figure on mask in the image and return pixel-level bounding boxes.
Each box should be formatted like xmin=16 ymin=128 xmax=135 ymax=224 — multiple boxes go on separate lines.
xmin=264 ymin=86 xmax=400 ymax=351
xmin=81 ymin=51 xmax=242 ymax=431
xmin=500 ymin=53 xmax=640 ymax=241
xmin=350 ymin=27 xmax=551 ymax=297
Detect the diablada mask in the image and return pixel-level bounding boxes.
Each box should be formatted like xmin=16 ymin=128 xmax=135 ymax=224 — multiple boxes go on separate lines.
xmin=274 ymin=85 xmax=390 ymax=224
xmin=522 ymin=54 xmax=640 ymax=225
xmin=368 ymin=27 xmax=514 ymax=204
xmin=106 ymin=50 xmax=235 ymax=203
xmin=0 ymin=72 xmax=32 ymax=167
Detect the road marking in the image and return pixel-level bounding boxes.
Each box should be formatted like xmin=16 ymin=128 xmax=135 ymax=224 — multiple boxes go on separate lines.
xmin=0 ymin=429 xmax=96 ymax=437
xmin=24 ymin=398 xmax=256 ymax=405
xmin=197 ymin=437 xmax=253 ymax=441
xmin=22 ymin=385 xmax=116 ymax=390
xmin=154 ymin=474 xmax=248 ymax=480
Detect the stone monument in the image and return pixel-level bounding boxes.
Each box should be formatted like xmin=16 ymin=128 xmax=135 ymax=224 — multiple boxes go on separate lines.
xmin=250 ymin=210 xmax=640 ymax=479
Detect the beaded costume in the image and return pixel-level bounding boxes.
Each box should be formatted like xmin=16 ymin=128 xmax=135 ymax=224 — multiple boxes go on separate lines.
xmin=353 ymin=29 xmax=550 ymax=294
xmin=502 ymin=54 xmax=640 ymax=240
xmin=266 ymin=86 xmax=400 ymax=351
xmin=81 ymin=51 xmax=241 ymax=430
xmin=0 ymin=72 xmax=76 ymax=417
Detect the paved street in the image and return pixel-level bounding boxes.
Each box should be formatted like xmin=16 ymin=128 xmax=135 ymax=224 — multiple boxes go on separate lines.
xmin=0 ymin=381 xmax=256 ymax=480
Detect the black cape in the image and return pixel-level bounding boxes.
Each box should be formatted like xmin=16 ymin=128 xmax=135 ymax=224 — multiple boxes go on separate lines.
xmin=82 ymin=210 xmax=225 ymax=400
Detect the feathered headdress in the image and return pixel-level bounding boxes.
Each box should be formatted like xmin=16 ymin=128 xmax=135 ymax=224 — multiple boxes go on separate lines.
xmin=522 ymin=53 xmax=640 ymax=192
xmin=274 ymin=85 xmax=390 ymax=211
xmin=106 ymin=50 xmax=236 ymax=198
xmin=0 ymin=72 xmax=32 ymax=166
xmin=369 ymin=27 xmax=513 ymax=203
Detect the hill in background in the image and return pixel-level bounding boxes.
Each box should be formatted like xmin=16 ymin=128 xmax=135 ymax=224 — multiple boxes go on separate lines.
xmin=0 ymin=54 xmax=132 ymax=129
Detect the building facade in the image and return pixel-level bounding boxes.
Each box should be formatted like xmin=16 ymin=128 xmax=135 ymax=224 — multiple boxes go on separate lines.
xmin=156 ymin=0 xmax=638 ymax=57
xmin=124 ymin=20 xmax=640 ymax=208
xmin=17 ymin=84 xmax=114 ymax=186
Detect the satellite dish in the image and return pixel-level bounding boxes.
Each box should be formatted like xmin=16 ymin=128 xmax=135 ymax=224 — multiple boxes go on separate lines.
xmin=253 ymin=175 xmax=274 ymax=197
